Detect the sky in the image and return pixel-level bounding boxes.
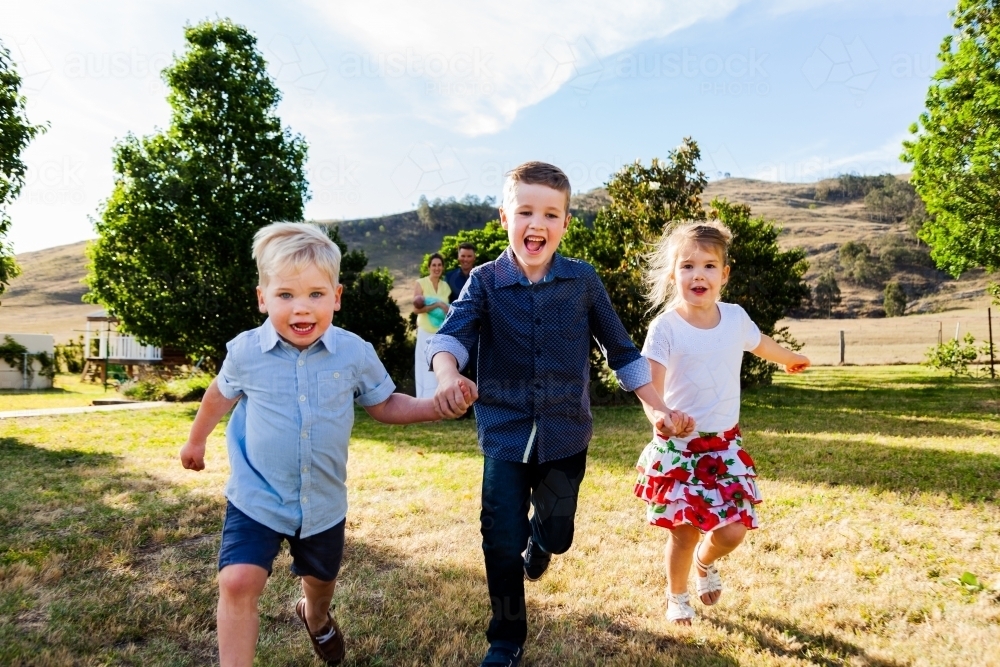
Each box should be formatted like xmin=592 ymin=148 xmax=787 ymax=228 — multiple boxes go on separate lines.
xmin=2 ymin=0 xmax=954 ymax=253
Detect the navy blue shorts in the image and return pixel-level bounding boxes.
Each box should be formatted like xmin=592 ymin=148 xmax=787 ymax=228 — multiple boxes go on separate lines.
xmin=218 ymin=501 xmax=345 ymax=582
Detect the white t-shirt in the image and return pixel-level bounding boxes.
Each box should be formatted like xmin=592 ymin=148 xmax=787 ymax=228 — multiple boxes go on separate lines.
xmin=642 ymin=302 xmax=762 ymax=433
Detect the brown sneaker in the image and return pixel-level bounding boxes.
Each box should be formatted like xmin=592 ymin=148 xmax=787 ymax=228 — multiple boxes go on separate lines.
xmin=295 ymin=597 xmax=345 ymax=665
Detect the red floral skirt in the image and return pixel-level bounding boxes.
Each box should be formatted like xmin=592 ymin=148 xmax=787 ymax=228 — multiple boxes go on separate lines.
xmin=634 ymin=424 xmax=761 ymax=531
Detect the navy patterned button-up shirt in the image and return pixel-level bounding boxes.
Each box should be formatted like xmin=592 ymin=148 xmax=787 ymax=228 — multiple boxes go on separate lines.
xmin=427 ymin=248 xmax=651 ymax=463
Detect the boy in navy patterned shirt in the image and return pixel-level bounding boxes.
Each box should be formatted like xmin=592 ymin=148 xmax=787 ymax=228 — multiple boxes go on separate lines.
xmin=428 ymin=162 xmax=691 ymax=667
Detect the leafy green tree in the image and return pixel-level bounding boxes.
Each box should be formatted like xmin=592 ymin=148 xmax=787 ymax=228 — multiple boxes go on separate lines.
xmin=0 ymin=41 xmax=47 ymax=303
xmin=883 ymin=280 xmax=907 ymax=317
xmin=85 ymin=20 xmax=308 ymax=366
xmin=813 ymin=270 xmax=842 ymax=318
xmin=561 ymin=139 xmax=708 ymax=346
xmin=709 ymin=199 xmax=809 ymax=387
xmin=420 ymin=219 xmax=511 ymax=275
xmin=326 ymin=226 xmax=412 ymax=385
xmin=902 ymin=0 xmax=1000 ymax=284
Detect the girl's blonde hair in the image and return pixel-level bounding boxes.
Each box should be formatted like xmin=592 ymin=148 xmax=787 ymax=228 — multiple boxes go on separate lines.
xmin=252 ymin=222 xmax=342 ymax=288
xmin=645 ymin=219 xmax=733 ymax=313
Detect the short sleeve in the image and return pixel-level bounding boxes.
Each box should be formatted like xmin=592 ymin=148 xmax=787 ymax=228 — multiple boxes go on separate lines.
xmin=216 ymin=338 xmax=244 ymax=400
xmin=737 ymin=306 xmax=762 ymax=352
xmin=353 ymin=342 xmax=396 ymax=407
xmin=642 ymin=314 xmax=671 ymax=367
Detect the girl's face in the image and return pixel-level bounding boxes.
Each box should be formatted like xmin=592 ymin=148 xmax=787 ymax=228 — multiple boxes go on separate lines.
xmin=672 ymin=243 xmax=729 ymax=310
xmin=429 ymin=258 xmax=444 ymax=278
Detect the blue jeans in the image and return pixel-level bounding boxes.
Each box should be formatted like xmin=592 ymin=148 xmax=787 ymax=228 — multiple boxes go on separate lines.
xmin=480 ymin=449 xmax=587 ymax=645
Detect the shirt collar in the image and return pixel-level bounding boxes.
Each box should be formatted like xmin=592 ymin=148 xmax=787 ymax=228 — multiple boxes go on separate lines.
xmin=495 ymin=246 xmax=578 ymax=288
xmin=258 ymin=318 xmax=338 ymax=354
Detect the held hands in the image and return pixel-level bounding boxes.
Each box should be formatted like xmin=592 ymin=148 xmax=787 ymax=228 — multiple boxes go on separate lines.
xmin=434 ymin=375 xmax=478 ymax=419
xmin=652 ymin=409 xmax=695 ymax=440
xmin=785 ymin=353 xmax=811 ymax=374
xmin=179 ymin=440 xmax=206 ymax=471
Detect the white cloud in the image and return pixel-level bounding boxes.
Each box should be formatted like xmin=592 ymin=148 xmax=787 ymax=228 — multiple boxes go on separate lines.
xmin=751 ymin=133 xmax=910 ymax=182
xmin=308 ymin=0 xmax=744 ymax=136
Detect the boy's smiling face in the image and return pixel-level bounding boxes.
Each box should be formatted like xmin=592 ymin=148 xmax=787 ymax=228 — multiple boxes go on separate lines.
xmin=257 ymin=264 xmax=343 ymax=350
xmin=499 ymin=182 xmax=570 ymax=282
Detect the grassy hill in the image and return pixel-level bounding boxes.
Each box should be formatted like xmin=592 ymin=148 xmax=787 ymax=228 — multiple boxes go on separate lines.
xmin=2 ymin=178 xmax=993 ymax=345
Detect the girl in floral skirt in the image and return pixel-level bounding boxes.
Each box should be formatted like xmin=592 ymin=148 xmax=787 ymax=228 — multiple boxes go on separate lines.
xmin=635 ymin=220 xmax=810 ymax=624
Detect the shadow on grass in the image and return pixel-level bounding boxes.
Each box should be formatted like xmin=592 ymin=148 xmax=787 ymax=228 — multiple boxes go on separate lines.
xmin=283 ymin=537 xmax=741 ymax=667
xmin=710 ymin=613 xmax=906 ymax=667
xmin=0 ymin=436 xmax=221 ymax=666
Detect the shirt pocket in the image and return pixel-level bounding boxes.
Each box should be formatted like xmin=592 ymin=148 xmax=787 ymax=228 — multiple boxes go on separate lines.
xmin=318 ymin=370 xmax=354 ymax=413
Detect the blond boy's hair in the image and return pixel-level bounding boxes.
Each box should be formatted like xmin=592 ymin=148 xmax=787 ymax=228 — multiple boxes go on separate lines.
xmin=502 ymin=161 xmax=572 ymax=212
xmin=252 ymin=222 xmax=341 ymax=288
xmin=645 ymin=219 xmax=733 ymax=314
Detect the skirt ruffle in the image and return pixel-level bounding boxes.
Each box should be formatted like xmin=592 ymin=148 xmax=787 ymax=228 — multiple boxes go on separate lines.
xmin=634 ymin=425 xmax=761 ymax=532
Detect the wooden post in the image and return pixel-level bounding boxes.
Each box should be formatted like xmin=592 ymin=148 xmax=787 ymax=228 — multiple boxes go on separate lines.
xmin=938 ymin=321 xmax=942 ymax=346
xmin=840 ymin=330 xmax=845 ymax=365
xmin=955 ymin=322 xmax=960 ymax=341
xmin=990 ymin=307 xmax=996 ymax=380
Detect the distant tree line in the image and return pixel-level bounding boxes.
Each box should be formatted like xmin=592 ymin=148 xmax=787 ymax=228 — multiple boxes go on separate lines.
xmin=417 ymin=194 xmax=497 ymax=231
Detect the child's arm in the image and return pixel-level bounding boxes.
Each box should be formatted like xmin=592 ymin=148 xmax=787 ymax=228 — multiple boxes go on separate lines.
xmin=180 ymin=379 xmax=240 ymax=471
xmin=751 ymin=335 xmax=810 ymax=373
xmin=638 ymin=360 xmax=695 ymax=439
xmin=364 ymin=381 xmax=471 ymax=424
xmin=431 ymin=352 xmax=478 ymax=419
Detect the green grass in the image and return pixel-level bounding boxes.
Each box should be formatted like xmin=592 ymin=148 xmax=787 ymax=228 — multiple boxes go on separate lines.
xmin=0 ymin=374 xmax=118 ymax=411
xmin=1 ymin=367 xmax=998 ymax=666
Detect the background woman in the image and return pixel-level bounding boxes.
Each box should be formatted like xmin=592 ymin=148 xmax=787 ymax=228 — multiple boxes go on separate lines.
xmin=413 ymin=253 xmax=451 ymax=398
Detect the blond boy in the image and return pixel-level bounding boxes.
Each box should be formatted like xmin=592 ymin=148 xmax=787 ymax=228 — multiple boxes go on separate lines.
xmin=180 ymin=222 xmax=443 ymax=667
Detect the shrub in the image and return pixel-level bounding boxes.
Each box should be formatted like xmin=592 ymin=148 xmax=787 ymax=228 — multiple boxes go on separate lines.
xmin=923 ymin=333 xmax=992 ymax=377
xmin=883 ymin=281 xmax=907 ymax=317
xmin=120 ymin=372 xmax=213 ymax=401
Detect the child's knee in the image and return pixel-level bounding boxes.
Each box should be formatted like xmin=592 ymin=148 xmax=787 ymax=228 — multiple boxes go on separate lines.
xmin=713 ymin=523 xmax=747 ymax=549
xmin=668 ymin=526 xmax=701 ymax=550
xmin=218 ymin=564 xmax=268 ymax=601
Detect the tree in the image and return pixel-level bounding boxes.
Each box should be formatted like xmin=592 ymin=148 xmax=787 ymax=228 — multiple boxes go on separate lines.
xmin=902 ymin=0 xmax=1000 ymax=283
xmin=813 ymin=270 xmax=842 ymax=318
xmin=325 ymin=226 xmax=412 ymax=385
xmin=420 ymin=219 xmax=510 ymax=275
xmin=709 ymin=199 xmax=809 ymax=387
xmin=560 ymin=139 xmax=708 ymax=347
xmin=883 ymin=280 xmax=907 ymax=317
xmin=0 ymin=41 xmax=47 ymax=303
xmin=85 ymin=20 xmax=308 ymax=366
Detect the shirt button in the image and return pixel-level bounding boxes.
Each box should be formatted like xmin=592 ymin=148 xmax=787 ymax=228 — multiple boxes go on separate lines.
xmin=334 ymin=372 xmax=340 ymax=379
xmin=302 ymin=466 xmax=309 ymax=473
xmin=301 ymin=431 xmax=309 ymax=438
xmin=298 ymin=359 xmax=304 ymax=366
xmin=299 ymin=395 xmax=306 ymax=402
xmin=302 ymin=496 xmax=308 ymax=503
xmin=534 ymin=318 xmax=541 ymax=325
xmin=536 ymin=349 xmax=542 ymax=356
xmin=535 ymin=383 xmax=541 ymax=389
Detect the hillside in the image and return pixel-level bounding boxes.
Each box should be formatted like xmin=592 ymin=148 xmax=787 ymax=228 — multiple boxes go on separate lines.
xmin=2 ymin=178 xmax=993 ymax=345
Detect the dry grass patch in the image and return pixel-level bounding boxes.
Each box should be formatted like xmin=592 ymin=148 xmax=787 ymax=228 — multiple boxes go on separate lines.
xmin=0 ymin=367 xmax=998 ymax=665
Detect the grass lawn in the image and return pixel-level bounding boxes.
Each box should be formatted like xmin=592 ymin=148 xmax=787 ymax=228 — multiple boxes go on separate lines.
xmin=0 ymin=374 xmax=119 ymax=411
xmin=1 ymin=366 xmax=998 ymax=666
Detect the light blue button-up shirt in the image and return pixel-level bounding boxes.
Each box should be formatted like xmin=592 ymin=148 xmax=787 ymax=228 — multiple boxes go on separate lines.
xmin=216 ymin=319 xmax=395 ymax=537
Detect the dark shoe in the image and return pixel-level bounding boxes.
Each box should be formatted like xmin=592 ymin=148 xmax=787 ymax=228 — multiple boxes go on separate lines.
xmin=480 ymin=640 xmax=523 ymax=666
xmin=523 ymin=536 xmax=551 ymax=582
xmin=295 ymin=597 xmax=345 ymax=665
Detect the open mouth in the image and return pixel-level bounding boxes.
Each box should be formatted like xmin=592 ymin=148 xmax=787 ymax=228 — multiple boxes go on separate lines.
xmin=524 ymin=235 xmax=546 ymax=254
xmin=290 ymin=322 xmax=316 ymax=336
xmin=691 ymin=286 xmax=708 ymax=295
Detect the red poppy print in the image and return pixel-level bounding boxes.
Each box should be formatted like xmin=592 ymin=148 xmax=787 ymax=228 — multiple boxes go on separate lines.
xmin=723 ymin=425 xmax=741 ymax=441
xmin=693 ymin=455 xmax=728 ymax=489
xmin=719 ymin=482 xmax=747 ymax=504
xmin=665 ymin=467 xmax=691 ymax=483
xmin=737 ymin=449 xmax=755 ymax=468
xmin=683 ymin=488 xmax=710 ymax=509
xmin=684 ymin=504 xmax=720 ymax=531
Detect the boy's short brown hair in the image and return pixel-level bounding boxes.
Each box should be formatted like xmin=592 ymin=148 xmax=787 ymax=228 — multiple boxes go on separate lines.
xmin=502 ymin=161 xmax=571 ymax=213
